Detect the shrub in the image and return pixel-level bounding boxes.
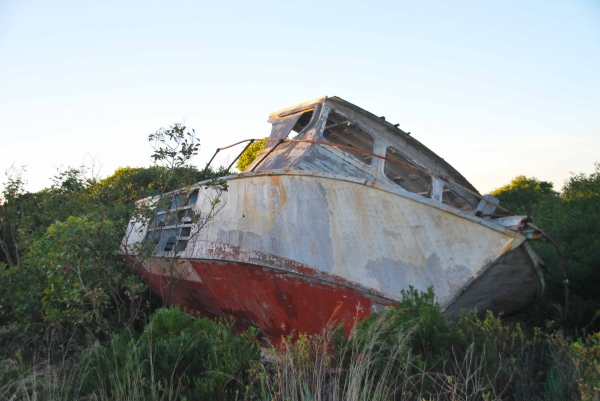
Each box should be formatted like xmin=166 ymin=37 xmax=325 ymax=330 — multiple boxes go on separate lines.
xmin=236 ymin=139 xmax=267 ymax=172
xmin=492 ymin=165 xmax=600 ymax=333
xmin=572 ymin=332 xmax=600 ymax=400
xmin=83 ymin=307 xmax=260 ymax=400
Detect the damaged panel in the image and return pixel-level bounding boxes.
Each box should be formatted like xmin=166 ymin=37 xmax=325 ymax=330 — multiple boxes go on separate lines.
xmin=122 ymin=96 xmax=546 ymax=340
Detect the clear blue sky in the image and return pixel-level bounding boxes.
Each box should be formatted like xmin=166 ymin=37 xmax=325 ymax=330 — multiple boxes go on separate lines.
xmin=1 ymin=0 xmax=599 ymax=194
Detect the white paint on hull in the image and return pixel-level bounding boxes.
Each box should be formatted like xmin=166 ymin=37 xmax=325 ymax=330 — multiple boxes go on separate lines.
xmin=121 ymin=171 xmax=541 ymax=314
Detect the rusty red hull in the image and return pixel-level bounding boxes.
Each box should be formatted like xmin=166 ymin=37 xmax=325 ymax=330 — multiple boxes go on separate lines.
xmin=135 ymin=256 xmax=396 ymax=339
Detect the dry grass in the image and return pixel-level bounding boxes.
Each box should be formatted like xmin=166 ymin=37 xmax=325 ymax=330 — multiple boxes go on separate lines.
xmin=246 ymin=311 xmax=505 ymax=401
xmin=2 ymin=314 xmax=599 ymax=400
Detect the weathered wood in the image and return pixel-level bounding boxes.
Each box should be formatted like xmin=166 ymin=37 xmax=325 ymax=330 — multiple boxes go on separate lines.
xmin=431 ymin=178 xmax=444 ymax=203
xmin=476 ymin=194 xmax=500 ymax=218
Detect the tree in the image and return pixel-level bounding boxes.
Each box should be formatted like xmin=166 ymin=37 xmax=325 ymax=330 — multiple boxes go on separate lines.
xmin=491 ymin=175 xmax=557 ymax=215
xmin=492 ymin=167 xmax=600 ymax=333
xmin=537 ymin=164 xmax=600 ymax=332
xmin=0 ymin=123 xmax=229 ymax=355
xmin=125 ymin=123 xmax=228 ymax=305
xmin=236 ymin=139 xmax=267 ymax=172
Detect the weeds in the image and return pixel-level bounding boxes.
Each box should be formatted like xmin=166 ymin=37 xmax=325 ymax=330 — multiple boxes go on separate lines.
xmin=1 ymin=297 xmax=600 ymax=400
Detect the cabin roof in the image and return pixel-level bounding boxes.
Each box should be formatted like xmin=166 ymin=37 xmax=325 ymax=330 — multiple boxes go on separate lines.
xmin=269 ymin=96 xmax=479 ymax=195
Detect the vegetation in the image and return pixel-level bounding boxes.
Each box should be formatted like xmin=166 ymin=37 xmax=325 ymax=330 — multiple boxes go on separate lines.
xmin=491 ymin=165 xmax=600 ymax=333
xmin=0 ymin=123 xmax=227 ymax=355
xmin=236 ymin=139 xmax=267 ymax=172
xmin=1 ymin=122 xmax=599 ymax=399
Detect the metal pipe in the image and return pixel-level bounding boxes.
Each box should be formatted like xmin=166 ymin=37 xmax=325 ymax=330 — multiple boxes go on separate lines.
xmin=527 ymin=222 xmax=569 ymax=324
xmin=201 ymin=148 xmax=221 ymax=178
xmin=205 ymin=137 xmax=515 ymax=215
xmin=251 ymin=139 xmax=284 ymax=172
xmin=225 ymin=139 xmax=255 ymax=175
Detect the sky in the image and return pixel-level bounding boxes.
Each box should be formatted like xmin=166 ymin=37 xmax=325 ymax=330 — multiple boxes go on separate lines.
xmin=1 ymin=0 xmax=599 ymax=194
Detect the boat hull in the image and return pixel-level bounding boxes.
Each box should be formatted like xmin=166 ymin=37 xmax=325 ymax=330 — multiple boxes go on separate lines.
xmin=122 ymin=170 xmax=544 ymax=338
xmin=130 ymin=250 xmax=396 ymax=339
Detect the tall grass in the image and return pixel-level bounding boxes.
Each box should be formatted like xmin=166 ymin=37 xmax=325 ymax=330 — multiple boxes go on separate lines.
xmin=2 ymin=306 xmax=600 ymax=400
xmin=0 ymin=359 xmax=83 ymax=401
xmin=0 ymin=336 xmax=169 ymax=401
xmin=248 ymin=312 xmax=505 ymax=401
xmin=252 ymin=325 xmax=411 ymax=401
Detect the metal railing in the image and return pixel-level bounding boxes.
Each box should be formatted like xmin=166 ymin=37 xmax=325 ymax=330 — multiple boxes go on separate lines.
xmin=200 ymin=137 xmax=569 ymax=325
xmin=201 ymin=137 xmax=515 ymax=215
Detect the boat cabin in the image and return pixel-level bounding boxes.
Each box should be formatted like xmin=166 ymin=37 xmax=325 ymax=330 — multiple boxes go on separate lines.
xmin=245 ymin=96 xmax=481 ymax=213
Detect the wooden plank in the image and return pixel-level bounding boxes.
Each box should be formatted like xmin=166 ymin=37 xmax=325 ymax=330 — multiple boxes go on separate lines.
xmin=475 ymin=194 xmax=499 ymax=218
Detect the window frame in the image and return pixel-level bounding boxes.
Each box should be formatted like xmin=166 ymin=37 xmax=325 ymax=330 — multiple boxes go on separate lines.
xmin=144 ymin=189 xmax=199 ymax=255
xmin=383 ymin=145 xmax=433 ymax=198
xmin=319 ymin=108 xmax=377 ymax=167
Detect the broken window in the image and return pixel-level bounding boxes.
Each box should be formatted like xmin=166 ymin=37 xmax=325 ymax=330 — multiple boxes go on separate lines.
xmin=288 ymin=110 xmax=314 ymax=139
xmin=384 ymin=147 xmax=432 ymax=196
xmin=161 ymin=229 xmax=177 ymax=252
xmin=248 ymin=109 xmax=316 ymax=171
xmin=266 ymin=109 xmax=315 ymax=148
xmin=144 ymin=191 xmax=196 ymax=254
xmin=188 ymin=190 xmax=198 ymax=205
xmin=442 ymin=188 xmax=475 ymax=212
xmin=323 ymin=111 xmax=374 ymax=164
xmin=175 ymin=240 xmax=188 ymax=253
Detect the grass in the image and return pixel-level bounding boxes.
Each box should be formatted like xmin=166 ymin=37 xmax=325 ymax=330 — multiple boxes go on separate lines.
xmin=2 ymin=305 xmax=600 ymax=400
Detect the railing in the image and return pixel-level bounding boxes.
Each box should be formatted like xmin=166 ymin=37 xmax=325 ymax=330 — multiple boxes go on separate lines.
xmin=201 ymin=137 xmax=515 ymax=215
xmin=200 ymin=137 xmax=569 ymax=325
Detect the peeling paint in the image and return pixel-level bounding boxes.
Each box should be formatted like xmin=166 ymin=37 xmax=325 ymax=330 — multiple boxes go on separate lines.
xmin=365 ymin=254 xmax=472 ymax=305
xmin=121 ymin=97 xmax=545 ymax=340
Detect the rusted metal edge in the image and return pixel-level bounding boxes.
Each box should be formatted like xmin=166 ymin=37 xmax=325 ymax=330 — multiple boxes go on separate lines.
xmin=178 ymin=240 xmax=400 ymax=303
xmin=526 ymin=222 xmax=569 ymax=323
xmin=225 ymin=139 xmax=255 ymax=175
xmin=522 ymin=242 xmax=546 ymax=297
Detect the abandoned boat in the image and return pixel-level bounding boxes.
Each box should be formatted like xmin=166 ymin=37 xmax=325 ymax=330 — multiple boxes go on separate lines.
xmin=121 ymin=96 xmax=545 ymax=339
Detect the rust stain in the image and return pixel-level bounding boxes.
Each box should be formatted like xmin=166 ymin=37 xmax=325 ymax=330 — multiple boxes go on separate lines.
xmin=269 ymin=175 xmax=288 ymax=211
xmin=122 ymin=96 xmax=546 ymax=339
xmin=131 ymin=256 xmax=394 ymax=340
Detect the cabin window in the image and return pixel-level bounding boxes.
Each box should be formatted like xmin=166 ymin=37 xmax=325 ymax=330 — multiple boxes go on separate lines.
xmin=384 ymin=147 xmax=432 ymax=196
xmin=161 ymin=229 xmax=177 ymax=252
xmin=151 ymin=214 xmax=165 ymax=228
xmin=175 ymin=240 xmax=188 ymax=253
xmin=442 ymin=188 xmax=475 ymax=212
xmin=288 ymin=110 xmax=314 ymax=139
xmin=148 ymin=230 xmax=161 ymax=245
xmin=265 ymin=110 xmax=315 ymax=150
xmin=323 ymin=111 xmax=374 ymax=164
xmin=188 ymin=190 xmax=199 ymax=205
xmin=144 ymin=192 xmax=195 ymax=254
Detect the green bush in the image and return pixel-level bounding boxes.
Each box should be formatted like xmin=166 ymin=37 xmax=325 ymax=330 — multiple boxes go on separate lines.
xmin=349 ymin=287 xmax=533 ymax=399
xmin=83 ymin=307 xmax=260 ymax=400
xmin=493 ymin=164 xmax=600 ymax=332
xmin=236 ymin=139 xmax=267 ymax=172
xmin=572 ymin=332 xmax=600 ymax=401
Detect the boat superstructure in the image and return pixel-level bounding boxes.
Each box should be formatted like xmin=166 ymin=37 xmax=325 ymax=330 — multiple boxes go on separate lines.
xmin=122 ymin=96 xmax=545 ymax=339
